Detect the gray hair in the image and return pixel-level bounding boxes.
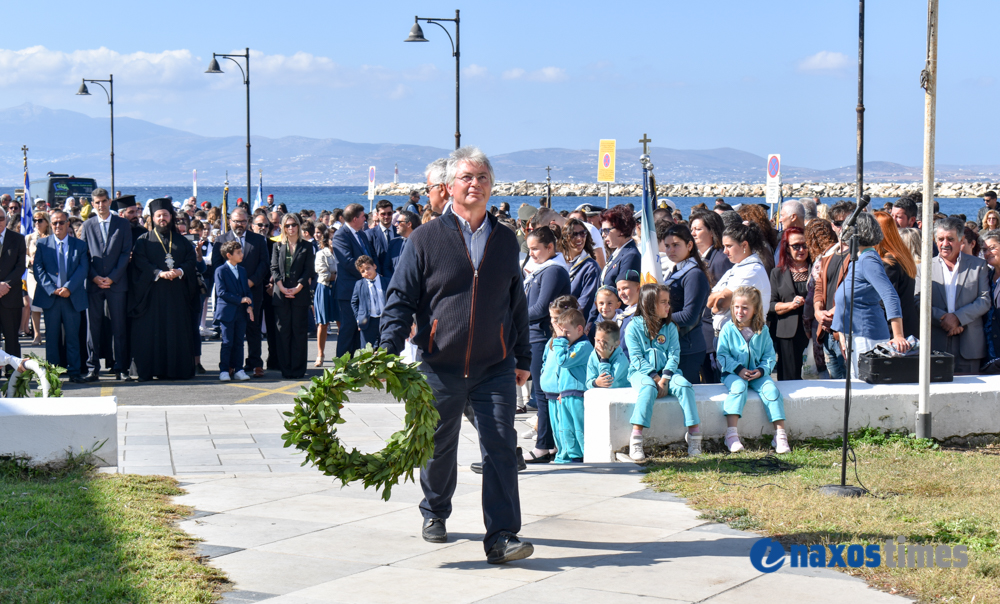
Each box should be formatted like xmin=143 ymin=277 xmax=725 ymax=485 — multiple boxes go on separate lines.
xmin=799 ymin=198 xmax=817 ymax=221
xmin=782 ymin=199 xmax=805 ymax=220
xmin=854 ymin=211 xmax=884 ymax=247
xmin=424 ymin=158 xmax=448 ymax=185
xmin=982 ymin=229 xmax=1000 ymax=245
xmin=91 ymin=188 xmax=109 ymax=200
xmin=934 ymin=216 xmax=965 ymax=238
xmin=446 ymin=146 xmax=494 ymax=187
xmin=231 ymin=207 xmax=249 ymax=220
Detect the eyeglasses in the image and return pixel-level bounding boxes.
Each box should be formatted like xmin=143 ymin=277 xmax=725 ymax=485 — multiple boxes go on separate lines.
xmin=832 ymin=220 xmax=844 ymax=228
xmin=51 ymin=221 xmax=66 ymax=226
xmin=600 ymin=228 xmax=613 ymax=236
xmin=284 ymin=223 xmax=298 ymax=229
xmin=789 ymin=243 xmax=807 ymax=252
xmin=254 ymin=222 xmax=269 ymax=228
xmin=457 ymin=175 xmax=490 ymax=185
xmin=231 ymin=219 xmax=248 ymax=225
xmin=570 ymin=230 xmax=588 ymax=239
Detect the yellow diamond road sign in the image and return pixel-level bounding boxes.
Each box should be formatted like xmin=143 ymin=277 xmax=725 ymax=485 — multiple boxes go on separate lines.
xmin=597 ymin=140 xmax=616 ymax=183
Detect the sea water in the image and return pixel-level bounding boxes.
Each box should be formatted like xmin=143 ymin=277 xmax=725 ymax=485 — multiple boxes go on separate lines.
xmin=123 ymin=185 xmax=988 ymax=223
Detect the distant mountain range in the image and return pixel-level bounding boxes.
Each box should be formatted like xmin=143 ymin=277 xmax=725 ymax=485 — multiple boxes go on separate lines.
xmin=1 ymin=103 xmax=998 ymax=187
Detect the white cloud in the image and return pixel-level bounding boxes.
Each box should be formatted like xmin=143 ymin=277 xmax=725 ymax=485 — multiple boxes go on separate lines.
xmin=463 ymin=64 xmax=488 ymax=77
xmin=502 ymin=67 xmax=567 ymax=83
xmin=797 ymin=51 xmax=850 ymax=74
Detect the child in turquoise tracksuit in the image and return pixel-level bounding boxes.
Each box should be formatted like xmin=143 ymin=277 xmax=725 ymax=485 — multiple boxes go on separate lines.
xmin=586 ymin=321 xmax=629 ymax=389
xmin=623 ymin=283 xmax=701 ymax=462
xmin=531 ymin=295 xmax=582 ymax=464
xmin=716 ymin=285 xmax=790 ymax=454
xmin=551 ymin=308 xmax=594 ymax=463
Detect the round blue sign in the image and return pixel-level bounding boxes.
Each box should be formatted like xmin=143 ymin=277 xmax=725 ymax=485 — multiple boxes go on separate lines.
xmin=767 ymin=156 xmax=779 ymax=178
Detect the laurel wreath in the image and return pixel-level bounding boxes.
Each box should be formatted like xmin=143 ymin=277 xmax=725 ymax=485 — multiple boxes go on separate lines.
xmin=3 ymin=354 xmax=65 ymax=398
xmin=281 ymin=346 xmax=440 ymax=501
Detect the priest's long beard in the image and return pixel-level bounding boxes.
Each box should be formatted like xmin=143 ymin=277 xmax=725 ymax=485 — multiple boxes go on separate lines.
xmin=154 ymin=224 xmax=172 ymax=237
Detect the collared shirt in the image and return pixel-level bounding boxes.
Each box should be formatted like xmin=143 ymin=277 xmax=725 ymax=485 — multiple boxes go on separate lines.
xmin=98 ymin=214 xmax=112 ymax=244
xmin=227 ymin=261 xmax=240 ymax=281
xmin=454 ymin=212 xmax=492 ymax=270
xmin=346 ymin=224 xmax=368 ymax=256
xmin=55 ymin=234 xmax=70 ymax=287
xmin=942 ymin=254 xmax=962 ymax=314
xmin=367 ymin=277 xmax=384 ymax=317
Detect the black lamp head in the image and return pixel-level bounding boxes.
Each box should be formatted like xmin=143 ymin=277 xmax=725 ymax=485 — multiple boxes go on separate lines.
xmin=205 ymin=57 xmax=224 ymax=74
xmin=76 ymin=81 xmax=91 ymax=95
xmin=405 ymin=22 xmax=428 ymax=42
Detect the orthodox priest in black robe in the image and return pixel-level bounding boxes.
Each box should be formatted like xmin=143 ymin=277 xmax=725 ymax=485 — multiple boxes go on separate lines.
xmin=127 ymin=198 xmax=199 ymax=381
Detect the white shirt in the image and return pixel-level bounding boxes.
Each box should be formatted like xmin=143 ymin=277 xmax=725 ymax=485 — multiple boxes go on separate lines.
xmin=712 ymin=253 xmax=771 ymax=332
xmin=941 ymin=255 xmax=961 ymax=314
xmin=584 ymin=222 xmax=605 ymax=253
xmin=98 ymin=214 xmax=112 ymax=243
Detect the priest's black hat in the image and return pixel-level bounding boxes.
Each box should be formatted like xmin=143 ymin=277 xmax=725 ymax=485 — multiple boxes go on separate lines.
xmin=148 ymin=198 xmax=174 ymax=215
xmin=111 ymin=195 xmax=136 ymax=212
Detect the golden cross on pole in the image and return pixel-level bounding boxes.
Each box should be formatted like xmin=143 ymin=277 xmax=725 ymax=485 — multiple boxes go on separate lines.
xmin=639 ymin=134 xmax=652 ymax=155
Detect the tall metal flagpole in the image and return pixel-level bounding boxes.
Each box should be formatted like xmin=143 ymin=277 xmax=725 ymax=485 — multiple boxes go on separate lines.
xmin=917 ymin=0 xmax=939 ymax=439
xmin=856 ymin=0 xmax=865 ymax=205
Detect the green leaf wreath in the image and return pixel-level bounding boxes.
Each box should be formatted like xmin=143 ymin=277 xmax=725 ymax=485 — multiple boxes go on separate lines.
xmin=4 ymin=354 xmax=65 ymax=398
xmin=281 ymin=346 xmax=439 ymax=501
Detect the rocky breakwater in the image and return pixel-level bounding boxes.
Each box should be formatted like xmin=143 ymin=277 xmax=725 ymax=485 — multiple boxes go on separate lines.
xmin=375 ymin=181 xmax=1000 ymax=198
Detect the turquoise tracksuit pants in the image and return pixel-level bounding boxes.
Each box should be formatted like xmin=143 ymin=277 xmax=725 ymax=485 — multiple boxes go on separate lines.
xmin=550 ymin=395 xmax=584 ymax=463
xmin=722 ymin=373 xmax=785 ymax=422
xmin=629 ymin=373 xmax=699 ymax=429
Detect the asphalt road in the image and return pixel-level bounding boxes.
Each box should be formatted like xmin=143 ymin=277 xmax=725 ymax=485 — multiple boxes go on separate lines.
xmin=19 ymin=326 xmax=397 ymax=406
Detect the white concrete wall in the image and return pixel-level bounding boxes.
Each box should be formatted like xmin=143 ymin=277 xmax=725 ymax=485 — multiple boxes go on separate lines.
xmin=0 ymin=397 xmax=117 ymax=467
xmin=583 ymin=377 xmax=1000 ymax=462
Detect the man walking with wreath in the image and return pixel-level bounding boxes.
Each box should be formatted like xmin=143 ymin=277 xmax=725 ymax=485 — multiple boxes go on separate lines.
xmin=380 ymin=146 xmax=534 ymax=564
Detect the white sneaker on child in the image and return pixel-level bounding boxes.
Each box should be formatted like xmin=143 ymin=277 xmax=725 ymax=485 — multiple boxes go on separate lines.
xmin=234 ymin=370 xmax=251 ymax=381
xmin=685 ymin=432 xmax=702 ymax=457
xmin=772 ymin=428 xmax=791 ymax=454
xmin=725 ymin=428 xmax=744 ymax=453
xmin=629 ymin=434 xmax=645 ymax=461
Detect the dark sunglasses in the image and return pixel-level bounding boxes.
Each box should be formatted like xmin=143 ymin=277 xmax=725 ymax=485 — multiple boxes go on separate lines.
xmin=570 ymin=229 xmax=588 ymax=239
xmin=833 ymin=220 xmax=844 ymax=228
xmin=600 ymin=228 xmax=612 ymax=236
xmin=51 ymin=220 xmax=67 ymax=226
xmin=254 ymin=222 xmax=269 ymax=228
xmin=789 ymin=243 xmax=807 ymax=252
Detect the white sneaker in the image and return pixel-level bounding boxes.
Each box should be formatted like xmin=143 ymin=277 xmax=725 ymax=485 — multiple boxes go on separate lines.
xmin=629 ymin=434 xmax=645 ymax=461
xmin=772 ymin=428 xmax=791 ymax=454
xmin=234 ymin=370 xmax=251 ymax=381
xmin=520 ymin=428 xmax=537 ymax=440
xmin=219 ymin=371 xmax=231 ymax=382
xmin=685 ymin=432 xmax=703 ymax=457
xmin=725 ymin=429 xmax=744 ymax=453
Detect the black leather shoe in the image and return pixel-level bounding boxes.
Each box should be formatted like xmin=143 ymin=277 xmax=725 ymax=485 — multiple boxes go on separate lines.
xmin=69 ymin=376 xmax=87 ymax=384
xmin=487 ymin=532 xmax=534 ymax=564
xmin=471 ymin=448 xmax=528 ymax=474
xmin=85 ymin=370 xmax=100 ymax=382
xmin=421 ymin=517 xmax=447 ymax=543
xmin=195 ymin=364 xmax=206 ymax=375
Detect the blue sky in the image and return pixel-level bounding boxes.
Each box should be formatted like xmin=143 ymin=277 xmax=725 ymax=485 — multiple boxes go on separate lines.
xmin=1 ymin=0 xmax=997 ymax=169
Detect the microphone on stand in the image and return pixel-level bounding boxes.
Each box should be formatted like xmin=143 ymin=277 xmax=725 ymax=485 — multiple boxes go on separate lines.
xmin=842 ymin=195 xmax=871 ymax=233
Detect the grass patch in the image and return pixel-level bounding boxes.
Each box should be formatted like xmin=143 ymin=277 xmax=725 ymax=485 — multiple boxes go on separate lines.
xmin=644 ymin=428 xmax=1000 ymax=603
xmin=0 ymin=456 xmax=228 ymax=603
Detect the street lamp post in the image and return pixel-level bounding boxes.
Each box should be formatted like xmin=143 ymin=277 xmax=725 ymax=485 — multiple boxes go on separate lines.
xmin=76 ymin=75 xmax=114 ymax=195
xmin=405 ymin=10 xmax=461 ymax=150
xmin=206 ymin=48 xmax=252 ymax=205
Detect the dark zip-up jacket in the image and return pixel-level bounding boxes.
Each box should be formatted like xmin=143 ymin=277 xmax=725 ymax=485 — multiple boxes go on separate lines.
xmin=379 ymin=208 xmax=531 ymax=375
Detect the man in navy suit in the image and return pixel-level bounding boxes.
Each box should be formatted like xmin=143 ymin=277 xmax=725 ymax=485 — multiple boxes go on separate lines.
xmin=214 ymin=240 xmax=253 ymax=382
xmin=33 ymin=210 xmax=89 ymax=383
xmin=386 ymin=210 xmax=421 ymax=276
xmin=332 ymin=203 xmax=372 ymax=357
xmin=351 ymin=255 xmax=391 ymax=348
xmin=82 ymin=188 xmax=132 ymax=381
xmin=0 ymin=208 xmax=26 ymax=367
xmin=364 ymin=199 xmax=397 ymax=278
xmin=211 ymin=208 xmax=269 ymax=377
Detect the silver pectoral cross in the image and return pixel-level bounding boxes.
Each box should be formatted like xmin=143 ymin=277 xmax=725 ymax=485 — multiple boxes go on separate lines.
xmin=165 ymin=253 xmax=175 ymax=270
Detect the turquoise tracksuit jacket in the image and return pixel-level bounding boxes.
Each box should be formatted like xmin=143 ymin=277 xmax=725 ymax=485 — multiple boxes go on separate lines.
xmin=716 ymin=321 xmax=777 ymax=377
xmin=585 ymin=347 xmax=630 ymax=389
xmin=551 ymin=337 xmax=593 ymax=393
xmin=625 ymin=316 xmax=681 ymax=380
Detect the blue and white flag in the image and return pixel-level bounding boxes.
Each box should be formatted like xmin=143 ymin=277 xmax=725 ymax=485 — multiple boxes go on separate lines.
xmin=21 ymin=166 xmax=32 ymax=236
xmin=253 ymin=171 xmax=263 ymax=212
xmin=638 ymin=166 xmax=661 ymax=285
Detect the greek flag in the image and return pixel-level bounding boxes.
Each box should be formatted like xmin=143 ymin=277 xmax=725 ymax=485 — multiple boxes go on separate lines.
xmin=21 ymin=167 xmax=33 ymax=236
xmin=253 ymin=171 xmax=263 ymax=212
xmin=638 ymin=165 xmax=661 ymax=285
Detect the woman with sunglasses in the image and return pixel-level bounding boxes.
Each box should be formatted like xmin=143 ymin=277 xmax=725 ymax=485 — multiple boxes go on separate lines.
xmin=560 ymin=218 xmax=600 ymax=333
xmin=24 ymin=211 xmax=50 ymax=345
xmin=599 ymin=205 xmax=642 ymax=288
xmin=768 ymin=227 xmax=812 ymax=381
xmin=270 ymin=213 xmax=316 ymax=379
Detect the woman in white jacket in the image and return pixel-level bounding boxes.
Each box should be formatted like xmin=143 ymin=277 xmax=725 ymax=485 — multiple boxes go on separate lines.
xmin=707 ymin=222 xmax=771 ymax=336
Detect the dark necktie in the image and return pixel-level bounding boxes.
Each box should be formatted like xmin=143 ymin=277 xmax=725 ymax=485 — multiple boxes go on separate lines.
xmin=58 ymin=242 xmax=67 ymax=288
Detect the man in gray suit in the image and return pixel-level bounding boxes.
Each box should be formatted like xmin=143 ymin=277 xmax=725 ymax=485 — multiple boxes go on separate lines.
xmin=82 ymin=188 xmax=132 ymax=381
xmin=915 ymin=216 xmax=991 ymax=373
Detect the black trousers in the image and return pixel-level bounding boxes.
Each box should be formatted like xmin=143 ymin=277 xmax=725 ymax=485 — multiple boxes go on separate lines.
xmin=420 ymin=356 xmax=521 ymax=552
xmin=775 ymin=330 xmax=809 ymax=381
xmin=335 ymin=298 xmax=360 ymax=357
xmin=359 ymin=316 xmax=381 ymax=349
xmin=274 ymin=303 xmax=309 ymax=378
xmin=529 ymin=339 xmax=554 ymax=450
xmin=0 ymin=304 xmax=20 ymax=361
xmin=87 ymin=288 xmax=126 ymax=372
xmin=245 ymin=292 xmax=264 ymax=371
xmin=678 ymin=352 xmax=706 ymax=385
